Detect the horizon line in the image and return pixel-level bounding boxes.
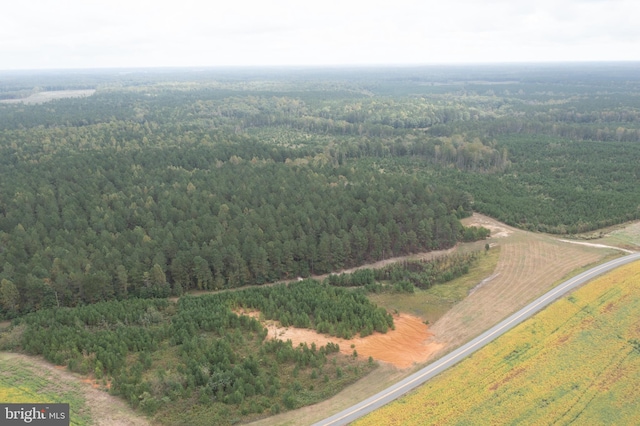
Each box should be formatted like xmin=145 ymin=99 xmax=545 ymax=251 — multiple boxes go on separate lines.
xmin=2 ymin=60 xmax=640 ymax=74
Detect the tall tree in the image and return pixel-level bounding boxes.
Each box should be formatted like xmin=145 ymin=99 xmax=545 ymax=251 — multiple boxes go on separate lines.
xmin=0 ymin=278 xmax=19 ymax=313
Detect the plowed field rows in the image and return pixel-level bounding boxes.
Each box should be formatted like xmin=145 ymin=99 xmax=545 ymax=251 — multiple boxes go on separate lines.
xmin=430 ymin=217 xmax=611 ymax=352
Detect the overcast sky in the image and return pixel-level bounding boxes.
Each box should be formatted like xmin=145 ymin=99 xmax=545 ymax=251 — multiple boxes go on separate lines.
xmin=1 ymin=0 xmax=639 ymax=70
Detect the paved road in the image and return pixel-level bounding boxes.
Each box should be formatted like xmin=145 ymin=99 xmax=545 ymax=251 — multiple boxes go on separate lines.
xmin=314 ymin=251 xmax=640 ymax=426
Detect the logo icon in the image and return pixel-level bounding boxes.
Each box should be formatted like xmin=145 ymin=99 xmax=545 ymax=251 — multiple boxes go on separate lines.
xmin=1 ymin=403 xmax=69 ymax=425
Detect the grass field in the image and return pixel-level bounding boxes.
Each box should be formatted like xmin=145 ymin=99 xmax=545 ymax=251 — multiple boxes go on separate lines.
xmin=594 ymin=221 xmax=640 ymax=251
xmin=0 ymin=353 xmax=149 ymax=426
xmin=368 ymin=246 xmax=501 ymax=325
xmin=430 ymin=216 xmax=617 ymax=351
xmin=355 ymin=260 xmax=640 ymax=425
xmin=0 ymin=354 xmax=92 ymax=426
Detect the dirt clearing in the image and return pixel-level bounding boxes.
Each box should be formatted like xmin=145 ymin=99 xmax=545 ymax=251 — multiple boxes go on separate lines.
xmin=242 ymin=311 xmax=442 ymax=369
xmin=462 ymin=214 xmax=514 ymax=239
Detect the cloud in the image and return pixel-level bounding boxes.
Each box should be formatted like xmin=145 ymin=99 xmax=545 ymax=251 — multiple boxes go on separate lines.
xmin=1 ymin=0 xmax=639 ymax=69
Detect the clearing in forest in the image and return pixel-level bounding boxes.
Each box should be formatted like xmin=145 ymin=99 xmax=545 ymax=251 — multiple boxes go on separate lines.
xmin=578 ymin=220 xmax=640 ymax=252
xmin=355 ymin=260 xmax=640 ymax=425
xmin=0 ymin=89 xmax=96 ymax=104
xmin=242 ymin=310 xmax=443 ymax=369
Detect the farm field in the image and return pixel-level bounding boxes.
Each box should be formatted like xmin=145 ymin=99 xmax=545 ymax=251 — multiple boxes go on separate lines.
xmin=428 ymin=214 xmax=618 ymax=352
xmin=354 ymin=259 xmax=640 ymax=426
xmin=0 ymin=352 xmax=147 ymax=426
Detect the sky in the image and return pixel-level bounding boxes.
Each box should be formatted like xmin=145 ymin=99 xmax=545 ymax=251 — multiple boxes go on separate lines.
xmin=1 ymin=0 xmax=639 ymax=70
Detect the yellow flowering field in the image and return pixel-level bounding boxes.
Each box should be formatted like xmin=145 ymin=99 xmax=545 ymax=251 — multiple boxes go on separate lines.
xmin=356 ymin=260 xmax=640 ymax=425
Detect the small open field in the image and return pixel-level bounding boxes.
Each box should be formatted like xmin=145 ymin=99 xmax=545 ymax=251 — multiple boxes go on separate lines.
xmin=588 ymin=221 xmax=640 ymax=251
xmin=0 ymin=90 xmax=96 ymax=104
xmin=367 ymin=246 xmax=501 ymax=325
xmin=355 ymin=259 xmax=640 ymax=425
xmin=0 ymin=352 xmax=148 ymax=426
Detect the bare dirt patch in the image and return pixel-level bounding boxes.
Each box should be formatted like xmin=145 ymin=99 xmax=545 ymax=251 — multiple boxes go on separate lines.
xmin=489 ymin=366 xmax=526 ymax=392
xmin=462 ymin=213 xmax=514 ymax=239
xmin=602 ymin=302 xmax=616 ymax=314
xmin=554 ymin=334 xmax=571 ymax=346
xmin=240 ymin=310 xmax=442 ymax=369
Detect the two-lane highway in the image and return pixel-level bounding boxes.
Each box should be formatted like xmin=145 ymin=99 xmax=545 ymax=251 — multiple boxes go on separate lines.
xmin=314 ymin=252 xmax=640 ymax=426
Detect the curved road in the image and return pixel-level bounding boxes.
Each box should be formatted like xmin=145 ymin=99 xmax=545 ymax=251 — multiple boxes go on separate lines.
xmin=314 ymin=251 xmax=640 ymax=426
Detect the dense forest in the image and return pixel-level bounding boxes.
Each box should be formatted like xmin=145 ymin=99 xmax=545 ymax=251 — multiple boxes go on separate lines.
xmin=2 ymin=64 xmax=640 ymax=316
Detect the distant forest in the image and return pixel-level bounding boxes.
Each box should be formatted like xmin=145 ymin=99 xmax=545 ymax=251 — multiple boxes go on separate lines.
xmin=2 ymin=63 xmax=640 ymax=317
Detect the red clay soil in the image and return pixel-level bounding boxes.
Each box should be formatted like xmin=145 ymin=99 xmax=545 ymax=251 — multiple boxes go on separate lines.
xmin=244 ymin=311 xmax=443 ymax=369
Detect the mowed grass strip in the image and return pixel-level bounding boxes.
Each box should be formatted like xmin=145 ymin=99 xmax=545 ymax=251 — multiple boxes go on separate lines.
xmin=355 ymin=260 xmax=640 ymax=426
xmin=430 ymin=234 xmax=609 ymax=349
xmin=367 ymin=247 xmax=501 ymax=325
